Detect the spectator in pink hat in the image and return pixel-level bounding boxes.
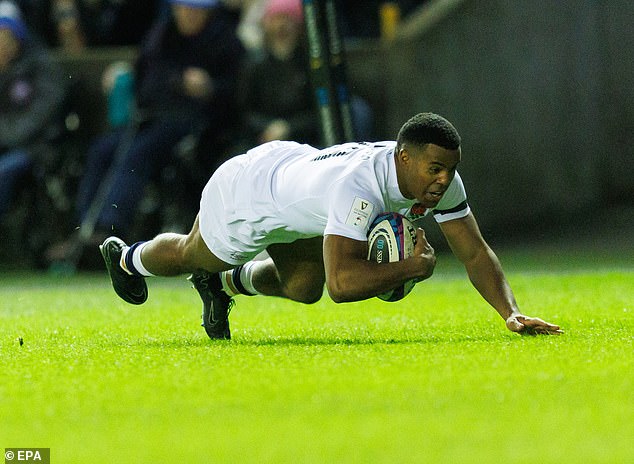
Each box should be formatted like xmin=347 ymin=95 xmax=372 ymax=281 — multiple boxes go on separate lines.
xmin=236 ymin=0 xmax=374 ymax=150
xmin=236 ymin=0 xmax=318 ymax=149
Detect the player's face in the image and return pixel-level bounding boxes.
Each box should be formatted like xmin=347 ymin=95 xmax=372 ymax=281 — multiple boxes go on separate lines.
xmin=396 ymin=143 xmax=461 ymax=208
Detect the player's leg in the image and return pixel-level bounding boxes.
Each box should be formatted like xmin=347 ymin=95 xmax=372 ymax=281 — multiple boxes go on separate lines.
xmin=100 ymin=215 xmax=235 ymax=339
xmin=263 ymin=236 xmax=326 ymax=303
xmin=132 ymin=216 xmax=237 ymax=339
xmin=222 ymin=236 xmax=325 ymax=304
xmin=100 ymin=215 xmax=233 ymax=303
xmin=134 ymin=215 xmax=233 ymax=276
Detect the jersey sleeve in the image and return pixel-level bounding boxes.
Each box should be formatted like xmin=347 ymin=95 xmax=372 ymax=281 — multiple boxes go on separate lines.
xmin=323 ymin=178 xmax=384 ymax=242
xmin=432 ymin=172 xmax=471 ymax=223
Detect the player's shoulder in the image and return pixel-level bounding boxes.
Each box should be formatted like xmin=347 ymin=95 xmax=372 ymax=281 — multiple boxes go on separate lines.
xmin=359 ymin=141 xmax=397 ymax=154
xmin=314 ymin=141 xmax=396 ymax=155
xmin=450 ymin=170 xmax=465 ymax=188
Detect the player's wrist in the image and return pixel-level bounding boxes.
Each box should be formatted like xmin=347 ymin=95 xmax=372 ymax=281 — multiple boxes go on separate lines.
xmin=408 ymin=254 xmax=435 ymax=282
xmin=504 ymin=310 xmax=522 ymax=322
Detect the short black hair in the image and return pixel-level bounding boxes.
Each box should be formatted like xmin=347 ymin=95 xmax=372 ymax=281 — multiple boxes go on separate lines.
xmin=396 ymin=112 xmax=461 ymax=151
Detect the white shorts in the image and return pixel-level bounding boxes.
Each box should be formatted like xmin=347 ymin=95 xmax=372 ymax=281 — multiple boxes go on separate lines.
xmin=198 ymin=141 xmax=317 ymax=265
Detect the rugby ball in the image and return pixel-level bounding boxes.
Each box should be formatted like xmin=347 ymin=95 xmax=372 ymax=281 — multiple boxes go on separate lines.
xmin=367 ymin=212 xmax=417 ymax=302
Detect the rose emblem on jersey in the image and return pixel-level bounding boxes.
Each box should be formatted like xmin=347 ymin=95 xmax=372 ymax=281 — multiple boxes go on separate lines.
xmin=406 ymin=203 xmax=427 ymax=221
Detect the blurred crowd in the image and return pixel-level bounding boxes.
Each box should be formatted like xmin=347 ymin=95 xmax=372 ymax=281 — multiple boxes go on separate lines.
xmin=0 ymin=0 xmax=426 ymax=271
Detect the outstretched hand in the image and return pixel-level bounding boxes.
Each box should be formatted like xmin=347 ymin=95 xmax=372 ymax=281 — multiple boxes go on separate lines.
xmin=506 ymin=314 xmax=563 ymax=335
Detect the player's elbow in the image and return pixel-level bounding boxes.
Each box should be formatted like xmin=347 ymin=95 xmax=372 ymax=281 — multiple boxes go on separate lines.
xmin=327 ymin=287 xmax=353 ymax=303
xmin=326 ymin=278 xmax=358 ymax=303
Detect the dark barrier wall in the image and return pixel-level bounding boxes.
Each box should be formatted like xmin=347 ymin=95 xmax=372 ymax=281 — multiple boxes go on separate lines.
xmin=347 ymin=0 xmax=633 ymax=238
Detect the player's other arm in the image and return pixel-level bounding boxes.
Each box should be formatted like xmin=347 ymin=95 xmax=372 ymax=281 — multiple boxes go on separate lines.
xmin=439 ymin=212 xmax=561 ymax=334
xmin=323 ymin=230 xmax=435 ymax=303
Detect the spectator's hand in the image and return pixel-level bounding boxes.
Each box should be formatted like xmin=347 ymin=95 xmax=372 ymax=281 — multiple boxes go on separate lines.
xmin=260 ymin=119 xmax=291 ymax=143
xmin=182 ymin=67 xmax=213 ymax=99
xmin=101 ymin=61 xmax=132 ymax=94
xmin=506 ymin=314 xmax=563 ymax=335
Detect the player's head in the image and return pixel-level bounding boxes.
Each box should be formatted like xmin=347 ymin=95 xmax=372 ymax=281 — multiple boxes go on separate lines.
xmin=396 ymin=112 xmax=461 ymax=153
xmin=394 ymin=113 xmax=462 ymax=208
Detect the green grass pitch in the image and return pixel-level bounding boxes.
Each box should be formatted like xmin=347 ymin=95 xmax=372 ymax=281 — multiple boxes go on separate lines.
xmin=1 ymin=246 xmax=632 ymax=463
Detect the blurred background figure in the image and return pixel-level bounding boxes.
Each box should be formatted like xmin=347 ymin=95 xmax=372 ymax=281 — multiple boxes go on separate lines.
xmin=221 ymin=0 xmax=266 ymax=54
xmin=46 ymin=0 xmax=245 ymax=269
xmin=101 ymin=59 xmax=134 ymax=129
xmin=28 ymin=0 xmax=165 ymax=53
xmin=235 ymin=0 xmax=374 ymax=151
xmin=222 ymin=0 xmax=427 ymax=53
xmin=0 ymin=1 xmax=66 ymax=228
xmin=236 ymin=0 xmax=319 ymax=149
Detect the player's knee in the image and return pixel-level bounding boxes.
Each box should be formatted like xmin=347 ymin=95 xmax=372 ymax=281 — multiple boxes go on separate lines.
xmin=180 ymin=228 xmax=216 ymax=270
xmin=284 ymin=281 xmax=324 ymax=304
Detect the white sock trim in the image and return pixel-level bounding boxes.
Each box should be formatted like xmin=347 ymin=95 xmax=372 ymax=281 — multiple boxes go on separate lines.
xmin=240 ymin=261 xmax=259 ymax=295
xmin=132 ymin=242 xmax=155 ymax=277
xmin=220 ymin=270 xmax=239 ymax=296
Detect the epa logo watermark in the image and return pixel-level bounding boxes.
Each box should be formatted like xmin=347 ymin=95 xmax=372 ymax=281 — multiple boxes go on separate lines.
xmin=4 ymin=449 xmax=50 ymax=464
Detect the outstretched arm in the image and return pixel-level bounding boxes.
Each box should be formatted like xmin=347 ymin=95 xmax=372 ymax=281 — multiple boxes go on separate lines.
xmin=323 ymin=229 xmax=436 ymax=303
xmin=439 ymin=213 xmax=562 ymax=335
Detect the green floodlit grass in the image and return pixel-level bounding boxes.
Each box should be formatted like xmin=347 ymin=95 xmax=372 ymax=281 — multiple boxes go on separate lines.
xmin=0 ymin=248 xmax=632 ymax=464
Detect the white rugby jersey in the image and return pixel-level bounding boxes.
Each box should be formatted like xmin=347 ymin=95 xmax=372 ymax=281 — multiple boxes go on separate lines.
xmin=223 ymin=140 xmax=470 ymax=244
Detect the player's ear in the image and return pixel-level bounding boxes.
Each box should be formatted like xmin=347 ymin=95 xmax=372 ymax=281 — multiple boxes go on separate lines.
xmin=398 ymin=147 xmax=411 ymax=164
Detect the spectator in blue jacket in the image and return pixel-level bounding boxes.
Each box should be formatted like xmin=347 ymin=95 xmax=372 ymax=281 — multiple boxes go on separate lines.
xmin=46 ymin=0 xmax=244 ymax=267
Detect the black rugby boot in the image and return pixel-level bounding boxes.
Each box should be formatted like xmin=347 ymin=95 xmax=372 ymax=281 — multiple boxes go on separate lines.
xmin=99 ymin=237 xmax=148 ymax=305
xmin=189 ymin=271 xmax=232 ymax=340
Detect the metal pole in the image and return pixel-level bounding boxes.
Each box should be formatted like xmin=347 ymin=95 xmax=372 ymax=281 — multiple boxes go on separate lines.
xmin=322 ymin=0 xmax=355 ymax=141
xmin=302 ymin=0 xmax=344 ymax=146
